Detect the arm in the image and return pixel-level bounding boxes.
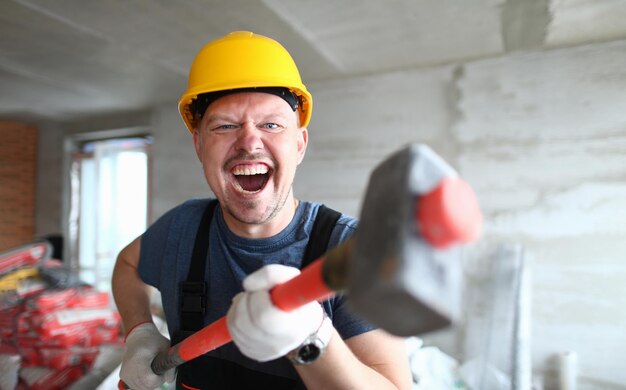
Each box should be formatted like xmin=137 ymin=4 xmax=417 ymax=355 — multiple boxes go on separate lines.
xmin=295 ymin=329 xmax=412 ymax=390
xmin=226 ymin=264 xmax=412 ymax=390
xmin=111 ymin=236 xmax=153 ymax=333
xmin=112 ymin=236 xmax=175 ymax=390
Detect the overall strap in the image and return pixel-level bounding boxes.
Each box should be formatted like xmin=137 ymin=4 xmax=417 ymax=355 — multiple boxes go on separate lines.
xmin=180 ymin=199 xmax=219 ymax=332
xmin=302 ymin=205 xmax=342 ymax=267
xmin=180 ymin=202 xmax=341 ymax=332
xmin=175 ymin=203 xmax=342 ymax=389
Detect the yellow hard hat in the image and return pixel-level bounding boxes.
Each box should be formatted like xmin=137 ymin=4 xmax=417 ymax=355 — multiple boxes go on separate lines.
xmin=178 ymin=31 xmax=313 ymax=132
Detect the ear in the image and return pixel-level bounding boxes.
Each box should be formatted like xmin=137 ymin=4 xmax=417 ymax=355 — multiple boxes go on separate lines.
xmin=192 ymin=129 xmax=203 ymax=161
xmin=296 ymin=127 xmax=308 ymax=165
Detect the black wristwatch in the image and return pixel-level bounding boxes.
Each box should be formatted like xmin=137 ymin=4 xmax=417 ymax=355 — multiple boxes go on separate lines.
xmin=287 ymin=315 xmax=333 ymax=365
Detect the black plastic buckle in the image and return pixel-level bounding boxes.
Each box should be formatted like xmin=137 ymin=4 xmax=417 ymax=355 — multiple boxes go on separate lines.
xmin=180 ymin=281 xmax=206 ymax=314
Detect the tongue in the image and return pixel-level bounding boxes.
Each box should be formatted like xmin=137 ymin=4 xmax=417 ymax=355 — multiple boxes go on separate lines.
xmin=236 ymin=174 xmax=268 ymax=192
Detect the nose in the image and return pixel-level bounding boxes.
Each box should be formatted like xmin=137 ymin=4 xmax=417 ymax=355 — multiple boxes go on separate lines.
xmin=235 ymin=122 xmax=264 ymax=153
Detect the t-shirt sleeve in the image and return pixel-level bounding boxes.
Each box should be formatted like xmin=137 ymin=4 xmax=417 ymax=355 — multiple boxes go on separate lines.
xmin=326 ymin=294 xmax=377 ymax=340
xmin=138 ymin=199 xmax=211 ymax=299
xmin=137 ymin=206 xmax=178 ymax=289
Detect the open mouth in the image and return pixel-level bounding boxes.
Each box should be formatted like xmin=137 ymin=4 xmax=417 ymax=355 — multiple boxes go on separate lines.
xmin=231 ymin=164 xmax=271 ymax=194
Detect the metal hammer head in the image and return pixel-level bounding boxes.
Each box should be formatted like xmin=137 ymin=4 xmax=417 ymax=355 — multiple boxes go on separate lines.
xmin=348 ymin=144 xmax=482 ymax=336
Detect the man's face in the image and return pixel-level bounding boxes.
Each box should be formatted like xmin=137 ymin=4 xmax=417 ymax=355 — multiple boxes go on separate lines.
xmin=193 ymin=92 xmax=308 ymax=229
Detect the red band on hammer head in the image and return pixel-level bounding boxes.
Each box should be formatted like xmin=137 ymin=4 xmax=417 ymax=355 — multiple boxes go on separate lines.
xmin=417 ymin=177 xmax=482 ymax=248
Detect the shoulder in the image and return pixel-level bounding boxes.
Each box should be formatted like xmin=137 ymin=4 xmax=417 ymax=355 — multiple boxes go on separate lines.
xmin=170 ymin=198 xmax=215 ymax=220
xmin=334 ymin=212 xmax=358 ymax=235
xmin=138 ymin=198 xmax=216 ymax=286
xmin=300 ymin=201 xmax=358 ymax=246
xmin=143 ymin=198 xmax=215 ymax=241
xmin=158 ymin=198 xmax=214 ymax=223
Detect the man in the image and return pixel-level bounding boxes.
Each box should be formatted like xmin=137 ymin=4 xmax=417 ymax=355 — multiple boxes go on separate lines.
xmin=112 ymin=31 xmax=412 ymax=390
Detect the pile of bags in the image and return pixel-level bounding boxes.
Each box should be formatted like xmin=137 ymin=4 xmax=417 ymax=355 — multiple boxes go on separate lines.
xmin=0 ymin=240 xmax=123 ymax=390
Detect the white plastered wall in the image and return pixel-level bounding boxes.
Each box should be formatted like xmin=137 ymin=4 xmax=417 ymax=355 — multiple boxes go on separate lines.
xmin=454 ymin=40 xmax=626 ymax=390
xmin=297 ymin=40 xmax=626 ymax=390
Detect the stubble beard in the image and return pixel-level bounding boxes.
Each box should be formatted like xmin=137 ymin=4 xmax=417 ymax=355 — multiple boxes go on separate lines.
xmin=224 ymin=185 xmax=293 ymax=226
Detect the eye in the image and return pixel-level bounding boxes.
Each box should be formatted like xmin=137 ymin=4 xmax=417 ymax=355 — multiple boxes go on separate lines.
xmin=261 ymin=122 xmax=282 ymax=132
xmin=212 ymin=124 xmax=238 ymax=133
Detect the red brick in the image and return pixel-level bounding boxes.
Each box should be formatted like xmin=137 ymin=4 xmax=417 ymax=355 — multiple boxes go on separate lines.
xmin=0 ymin=122 xmax=37 ymax=251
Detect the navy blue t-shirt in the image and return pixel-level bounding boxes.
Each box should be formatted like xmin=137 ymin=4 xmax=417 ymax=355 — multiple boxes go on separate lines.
xmin=138 ymin=199 xmax=376 ymax=380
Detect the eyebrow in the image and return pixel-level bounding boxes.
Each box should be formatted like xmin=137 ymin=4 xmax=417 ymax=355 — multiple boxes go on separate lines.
xmin=205 ymin=112 xmax=293 ymax=125
xmin=204 ymin=114 xmax=235 ymax=124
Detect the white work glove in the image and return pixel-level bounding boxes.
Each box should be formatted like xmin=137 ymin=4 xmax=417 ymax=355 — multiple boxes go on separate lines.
xmin=227 ymin=264 xmax=327 ymax=362
xmin=120 ymin=322 xmax=175 ymax=390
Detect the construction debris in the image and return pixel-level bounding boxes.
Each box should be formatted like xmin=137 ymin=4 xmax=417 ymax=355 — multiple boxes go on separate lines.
xmin=0 ymin=240 xmax=123 ymax=390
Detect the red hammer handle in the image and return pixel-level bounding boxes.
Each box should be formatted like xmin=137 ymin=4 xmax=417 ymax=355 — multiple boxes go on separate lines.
xmin=270 ymin=258 xmax=335 ymax=311
xmin=164 ymin=258 xmax=333 ymax=366
xmin=174 ymin=258 xmax=333 ymax=363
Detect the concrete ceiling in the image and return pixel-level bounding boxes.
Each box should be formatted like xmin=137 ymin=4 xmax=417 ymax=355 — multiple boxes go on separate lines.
xmin=2 ymin=0 xmax=626 ymax=123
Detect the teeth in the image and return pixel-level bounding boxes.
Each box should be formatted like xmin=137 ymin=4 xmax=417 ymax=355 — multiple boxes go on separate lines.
xmin=232 ymin=164 xmax=269 ymax=176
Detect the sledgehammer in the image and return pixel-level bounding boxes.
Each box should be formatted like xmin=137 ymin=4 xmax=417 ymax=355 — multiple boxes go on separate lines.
xmin=120 ymin=144 xmax=482 ymax=387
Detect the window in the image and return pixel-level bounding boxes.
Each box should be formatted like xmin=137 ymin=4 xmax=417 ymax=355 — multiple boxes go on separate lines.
xmin=69 ymin=136 xmax=151 ymax=292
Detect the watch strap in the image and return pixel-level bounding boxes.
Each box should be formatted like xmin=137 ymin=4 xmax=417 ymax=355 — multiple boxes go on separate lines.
xmin=288 ymin=314 xmax=333 ymax=365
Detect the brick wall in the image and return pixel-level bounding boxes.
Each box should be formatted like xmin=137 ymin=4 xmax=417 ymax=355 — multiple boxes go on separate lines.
xmin=0 ymin=122 xmax=38 ymax=251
